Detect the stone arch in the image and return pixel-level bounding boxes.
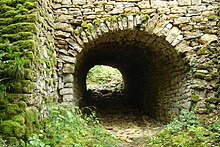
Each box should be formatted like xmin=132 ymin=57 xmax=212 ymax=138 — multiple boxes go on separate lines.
xmin=58 ymin=14 xmax=192 ymax=122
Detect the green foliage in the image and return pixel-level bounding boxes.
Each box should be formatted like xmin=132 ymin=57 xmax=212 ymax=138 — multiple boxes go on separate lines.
xmin=87 ymin=65 xmax=122 ymax=85
xmin=27 ymin=104 xmax=120 ymax=146
xmin=146 ymin=111 xmax=220 ymax=146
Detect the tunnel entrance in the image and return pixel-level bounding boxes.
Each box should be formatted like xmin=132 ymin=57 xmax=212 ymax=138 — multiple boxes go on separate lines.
xmin=72 ymin=30 xmax=191 ymax=122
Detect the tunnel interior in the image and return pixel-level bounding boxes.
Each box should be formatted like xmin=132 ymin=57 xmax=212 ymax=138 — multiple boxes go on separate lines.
xmin=73 ymin=30 xmax=190 ymax=122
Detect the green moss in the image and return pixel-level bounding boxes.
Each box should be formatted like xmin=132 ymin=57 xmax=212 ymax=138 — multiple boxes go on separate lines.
xmin=6 ymin=104 xmax=23 ymax=116
xmin=12 ymin=114 xmax=25 ymax=125
xmin=21 ymin=80 xmax=35 ymax=93
xmin=141 ymin=14 xmax=150 ymax=23
xmin=0 ymin=120 xmax=25 ymax=138
xmin=24 ymin=1 xmax=37 ymax=9
xmin=1 ymin=22 xmax=37 ymax=34
xmin=72 ymin=29 xmax=80 ymax=35
xmin=208 ymin=15 xmax=217 ymax=21
xmin=2 ymin=32 xmax=33 ymax=42
xmin=6 ymin=94 xmax=29 ymax=103
xmin=0 ymin=18 xmax=14 ymax=25
xmin=0 ymin=4 xmax=15 ymax=14
xmin=8 ymin=81 xmax=23 ymax=93
xmin=14 ymin=14 xmax=37 ymax=23
xmin=24 ymin=68 xmax=34 ymax=80
xmin=12 ymin=40 xmax=36 ymax=52
xmin=205 ymin=97 xmax=219 ymax=103
xmin=93 ymin=19 xmax=101 ymax=27
xmin=25 ymin=108 xmax=39 ymax=139
xmin=205 ymin=75 xmax=212 ymax=81
xmin=197 ymin=47 xmax=207 ymax=55
xmin=194 ymin=72 xmax=206 ymax=79
xmin=212 ymin=58 xmax=218 ymax=64
xmin=191 ymin=94 xmax=199 ymax=102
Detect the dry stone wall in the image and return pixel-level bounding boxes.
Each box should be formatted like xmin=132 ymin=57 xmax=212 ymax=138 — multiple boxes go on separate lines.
xmin=0 ymin=0 xmax=56 ymax=143
xmin=53 ymin=0 xmax=219 ymax=121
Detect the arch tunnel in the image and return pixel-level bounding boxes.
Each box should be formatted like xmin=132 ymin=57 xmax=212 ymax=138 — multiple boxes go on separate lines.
xmin=72 ymin=30 xmax=191 ymax=122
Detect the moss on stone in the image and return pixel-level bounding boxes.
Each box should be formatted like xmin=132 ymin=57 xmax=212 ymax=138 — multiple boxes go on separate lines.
xmin=0 ymin=18 xmax=14 ymax=25
xmin=0 ymin=120 xmax=25 ymax=138
xmin=141 ymin=14 xmax=150 ymax=23
xmin=24 ymin=1 xmax=37 ymax=9
xmin=191 ymin=94 xmax=199 ymax=102
xmin=1 ymin=22 xmax=37 ymax=34
xmin=205 ymin=75 xmax=212 ymax=81
xmin=194 ymin=72 xmax=206 ymax=79
xmin=12 ymin=40 xmax=36 ymax=52
xmin=20 ymin=80 xmax=35 ymax=93
xmin=6 ymin=94 xmax=29 ymax=103
xmin=12 ymin=114 xmax=25 ymax=125
xmin=14 ymin=14 xmax=37 ymax=23
xmin=25 ymin=107 xmax=39 ymax=139
xmin=93 ymin=19 xmax=101 ymax=27
xmin=0 ymin=4 xmax=15 ymax=14
xmin=2 ymin=32 xmax=33 ymax=42
xmin=5 ymin=104 xmax=23 ymax=116
xmin=205 ymin=97 xmax=219 ymax=104
xmin=24 ymin=68 xmax=34 ymax=80
xmin=208 ymin=15 xmax=217 ymax=21
xmin=8 ymin=81 xmax=23 ymax=93
xmin=197 ymin=47 xmax=207 ymax=55
xmin=212 ymin=58 xmax=218 ymax=64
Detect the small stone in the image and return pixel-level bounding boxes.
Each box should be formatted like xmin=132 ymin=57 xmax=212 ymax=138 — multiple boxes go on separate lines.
xmin=63 ymin=74 xmax=73 ymax=83
xmin=191 ymin=0 xmax=201 ymax=5
xmin=55 ymin=31 xmax=70 ymax=38
xmin=63 ymin=94 xmax=74 ymax=102
xmin=64 ymin=83 xmax=73 ymax=88
xmin=137 ymin=1 xmax=151 ymax=9
xmin=197 ymin=70 xmax=209 ymax=74
xmin=59 ymin=54 xmax=76 ymax=63
xmin=171 ymin=7 xmax=187 ymax=14
xmin=157 ymin=8 xmax=170 ymax=14
xmin=174 ymin=17 xmax=190 ymax=25
xmin=63 ymin=63 xmax=75 ymax=73
xmin=60 ymin=88 xmax=73 ymax=95
xmin=61 ymin=0 xmax=72 ymax=5
xmin=178 ymin=0 xmax=191 ymax=6
xmin=199 ymin=34 xmax=218 ymax=45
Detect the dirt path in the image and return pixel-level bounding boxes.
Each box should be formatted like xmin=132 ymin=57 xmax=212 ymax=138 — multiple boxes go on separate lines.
xmin=97 ymin=108 xmax=162 ymax=146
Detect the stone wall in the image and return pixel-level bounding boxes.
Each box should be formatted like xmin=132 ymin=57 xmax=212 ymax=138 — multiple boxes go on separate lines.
xmin=53 ymin=0 xmax=219 ymax=121
xmin=0 ymin=0 xmax=56 ymax=143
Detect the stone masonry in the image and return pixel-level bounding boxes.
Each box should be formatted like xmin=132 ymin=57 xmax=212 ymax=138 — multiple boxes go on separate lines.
xmin=52 ymin=0 xmax=219 ymax=121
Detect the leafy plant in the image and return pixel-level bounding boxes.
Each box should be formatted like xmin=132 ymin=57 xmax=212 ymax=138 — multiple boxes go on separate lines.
xmin=146 ymin=111 xmax=220 ymax=146
xmin=27 ymin=104 xmax=121 ymax=146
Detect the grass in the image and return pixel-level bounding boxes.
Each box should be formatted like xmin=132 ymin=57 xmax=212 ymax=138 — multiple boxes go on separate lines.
xmin=27 ymin=104 xmax=122 ymax=147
